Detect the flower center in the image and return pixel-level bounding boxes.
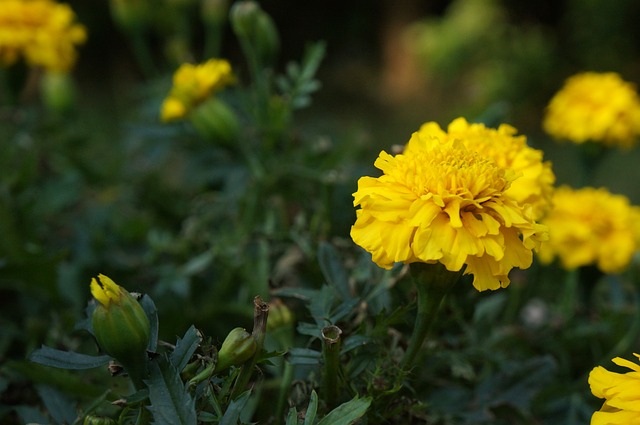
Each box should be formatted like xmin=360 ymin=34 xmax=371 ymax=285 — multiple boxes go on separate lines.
xmin=397 ymin=141 xmax=512 ymax=206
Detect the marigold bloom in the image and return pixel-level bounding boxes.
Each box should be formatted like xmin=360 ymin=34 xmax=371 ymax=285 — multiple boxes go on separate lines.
xmin=160 ymin=59 xmax=235 ymax=122
xmin=0 ymin=0 xmax=87 ymax=72
xmin=543 ymin=72 xmax=640 ymax=148
xmin=351 ymin=121 xmax=548 ymax=291
xmin=589 ymin=354 xmax=640 ymax=425
xmin=412 ymin=118 xmax=555 ymax=220
xmin=538 ymin=186 xmax=640 ymax=274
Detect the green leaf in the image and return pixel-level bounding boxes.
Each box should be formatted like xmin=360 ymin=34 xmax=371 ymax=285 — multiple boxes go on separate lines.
xmin=285 ymin=407 xmax=299 ymax=425
xmin=146 ymin=358 xmax=197 ymax=425
xmin=316 ymin=395 xmax=372 ymax=425
xmin=29 ymin=346 xmax=111 ymax=370
xmin=141 ymin=294 xmax=159 ymax=352
xmin=6 ymin=361 xmax=106 ymax=399
xmin=303 ymin=390 xmax=318 ymax=425
xmin=170 ymin=325 xmax=201 ymax=372
xmin=287 ymin=348 xmax=322 ymax=366
xmin=36 ymin=384 xmax=77 ymax=424
xmin=318 ymin=242 xmax=350 ymax=300
xmin=340 ymin=335 xmax=370 ymax=355
xmin=219 ymin=390 xmax=251 ymax=425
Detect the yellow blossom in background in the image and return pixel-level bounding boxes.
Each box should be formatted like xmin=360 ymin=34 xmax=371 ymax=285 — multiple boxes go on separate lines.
xmin=543 ymin=72 xmax=640 ymax=148
xmin=160 ymin=59 xmax=235 ymax=122
xmin=538 ymin=186 xmax=640 ymax=273
xmin=351 ymin=120 xmax=548 ymax=291
xmin=411 ymin=118 xmax=555 ymax=220
xmin=589 ymin=354 xmax=640 ymax=425
xmin=0 ymin=0 xmax=87 ymax=72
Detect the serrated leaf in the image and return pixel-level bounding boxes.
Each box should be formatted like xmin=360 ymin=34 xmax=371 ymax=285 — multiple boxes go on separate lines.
xmin=141 ymin=294 xmax=159 ymax=352
xmin=340 ymin=335 xmax=370 ymax=355
xmin=219 ymin=390 xmax=251 ymax=425
xmin=318 ymin=242 xmax=350 ymax=300
xmin=74 ymin=300 xmax=97 ymax=335
xmin=303 ymin=390 xmax=318 ymax=425
xmin=296 ymin=322 xmax=322 ymax=339
xmin=286 ymin=348 xmax=321 ymax=366
xmin=146 ymin=358 xmax=196 ymax=425
xmin=285 ymin=407 xmax=299 ymax=425
xmin=316 ymin=395 xmax=372 ymax=425
xmin=36 ymin=384 xmax=77 ymax=424
xmin=8 ymin=361 xmax=105 ymax=398
xmin=170 ymin=325 xmax=201 ymax=372
xmin=273 ymin=287 xmax=319 ymax=301
xmin=29 ymin=346 xmax=111 ymax=370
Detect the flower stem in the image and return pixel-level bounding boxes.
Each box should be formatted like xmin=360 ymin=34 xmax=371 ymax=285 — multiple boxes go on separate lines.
xmin=321 ymin=325 xmax=343 ymax=408
xmin=400 ymin=263 xmax=461 ymax=370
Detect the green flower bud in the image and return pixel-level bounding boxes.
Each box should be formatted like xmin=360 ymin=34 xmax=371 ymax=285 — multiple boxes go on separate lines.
xmin=201 ymin=0 xmax=229 ymax=26
xmin=215 ymin=327 xmax=257 ymax=372
xmin=189 ymin=97 xmax=239 ymax=144
xmin=109 ymin=0 xmax=151 ymax=33
xmin=229 ymin=1 xmax=259 ymax=38
xmin=90 ymin=274 xmax=150 ymax=386
xmin=40 ymin=71 xmax=76 ymax=115
xmin=83 ymin=415 xmax=117 ymax=425
xmin=266 ymin=299 xmax=293 ymax=331
xmin=230 ymin=1 xmax=279 ymax=64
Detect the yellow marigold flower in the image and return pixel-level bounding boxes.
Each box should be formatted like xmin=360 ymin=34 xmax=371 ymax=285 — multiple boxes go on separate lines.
xmin=412 ymin=118 xmax=555 ymax=220
xmin=0 ymin=0 xmax=87 ymax=72
xmin=543 ymin=72 xmax=640 ymax=148
xmin=589 ymin=354 xmax=640 ymax=425
xmin=351 ymin=122 xmax=548 ymax=291
xmin=160 ymin=59 xmax=235 ymax=122
xmin=538 ymin=186 xmax=640 ymax=273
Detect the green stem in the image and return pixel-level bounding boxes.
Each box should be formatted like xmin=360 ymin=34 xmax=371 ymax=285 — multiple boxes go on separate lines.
xmin=231 ymin=296 xmax=269 ymax=398
xmin=400 ymin=263 xmax=461 ymax=370
xmin=321 ymin=325 xmax=342 ymax=408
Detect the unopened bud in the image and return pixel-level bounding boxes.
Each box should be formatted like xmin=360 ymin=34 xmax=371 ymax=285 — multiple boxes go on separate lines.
xmin=266 ymin=299 xmax=293 ymax=331
xmin=189 ymin=97 xmax=239 ymax=144
xmin=230 ymin=1 xmax=279 ymax=64
xmin=201 ymin=0 xmax=229 ymax=26
xmin=109 ymin=0 xmax=151 ymax=33
xmin=215 ymin=327 xmax=256 ymax=372
xmin=83 ymin=415 xmax=117 ymax=425
xmin=40 ymin=71 xmax=76 ymax=114
xmin=90 ymin=274 xmax=150 ymax=379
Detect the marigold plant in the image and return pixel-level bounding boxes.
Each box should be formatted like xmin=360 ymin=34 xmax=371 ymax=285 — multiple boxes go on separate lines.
xmin=160 ymin=59 xmax=235 ymax=122
xmin=0 ymin=0 xmax=86 ymax=72
xmin=413 ymin=117 xmax=555 ymax=220
xmin=589 ymin=354 xmax=640 ymax=425
xmin=351 ymin=118 xmax=548 ymax=291
xmin=543 ymin=72 xmax=640 ymax=148
xmin=538 ymin=186 xmax=640 ymax=273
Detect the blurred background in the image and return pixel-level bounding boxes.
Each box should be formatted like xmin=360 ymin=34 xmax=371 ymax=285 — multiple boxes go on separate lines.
xmin=3 ymin=0 xmax=640 ymax=422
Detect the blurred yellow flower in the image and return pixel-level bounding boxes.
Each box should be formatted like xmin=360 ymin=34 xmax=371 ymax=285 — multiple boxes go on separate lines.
xmin=589 ymin=354 xmax=640 ymax=425
xmin=543 ymin=72 xmax=640 ymax=148
xmin=538 ymin=186 xmax=640 ymax=273
xmin=351 ymin=120 xmax=548 ymax=291
xmin=160 ymin=59 xmax=235 ymax=122
xmin=412 ymin=118 xmax=555 ymax=220
xmin=0 ymin=0 xmax=87 ymax=72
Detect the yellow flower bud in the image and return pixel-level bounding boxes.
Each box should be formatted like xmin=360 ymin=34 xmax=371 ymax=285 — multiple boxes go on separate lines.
xmin=90 ymin=274 xmax=150 ymax=384
xmin=215 ymin=327 xmax=257 ymax=372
